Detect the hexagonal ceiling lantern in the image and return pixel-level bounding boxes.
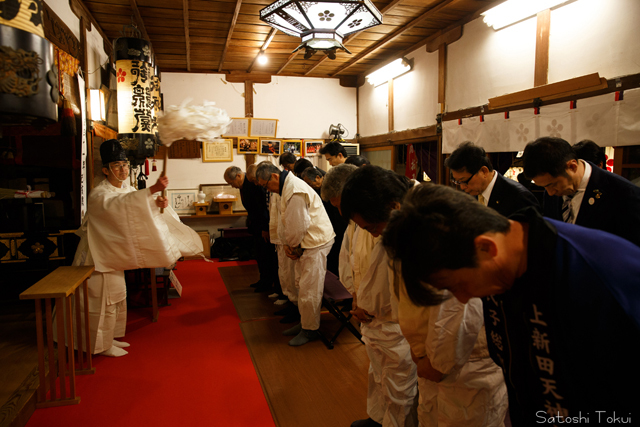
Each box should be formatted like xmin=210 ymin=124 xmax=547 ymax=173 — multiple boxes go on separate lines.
xmin=260 ymin=0 xmax=382 ymax=59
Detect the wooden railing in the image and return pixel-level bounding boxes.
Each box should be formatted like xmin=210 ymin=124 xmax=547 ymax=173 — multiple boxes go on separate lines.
xmin=19 ymin=266 xmax=95 ymax=408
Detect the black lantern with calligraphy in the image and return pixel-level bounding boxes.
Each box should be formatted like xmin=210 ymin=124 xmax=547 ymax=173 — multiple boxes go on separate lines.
xmin=0 ymin=0 xmax=58 ymax=124
xmin=113 ymin=35 xmax=157 ymax=166
xmin=151 ymin=62 xmax=161 ymax=137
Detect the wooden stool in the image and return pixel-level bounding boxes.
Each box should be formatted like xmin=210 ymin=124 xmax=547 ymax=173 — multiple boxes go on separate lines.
xmin=20 ymin=266 xmax=96 ymax=408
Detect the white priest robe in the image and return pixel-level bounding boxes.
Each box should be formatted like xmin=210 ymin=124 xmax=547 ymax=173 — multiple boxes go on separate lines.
xmin=397 ymin=281 xmax=508 ymax=426
xmin=71 ymin=179 xmax=203 ymax=353
xmin=280 ymin=172 xmax=335 ymax=330
xmin=357 ymin=240 xmax=419 ymax=427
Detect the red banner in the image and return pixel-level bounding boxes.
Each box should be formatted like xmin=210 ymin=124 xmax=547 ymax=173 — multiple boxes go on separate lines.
xmin=406 ymin=144 xmax=418 ymax=179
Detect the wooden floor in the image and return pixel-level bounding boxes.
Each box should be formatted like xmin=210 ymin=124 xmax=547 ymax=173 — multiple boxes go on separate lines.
xmin=219 ymin=265 xmax=370 ymax=427
xmin=0 ymin=301 xmax=38 ymax=427
xmin=0 ymin=263 xmax=370 ymax=427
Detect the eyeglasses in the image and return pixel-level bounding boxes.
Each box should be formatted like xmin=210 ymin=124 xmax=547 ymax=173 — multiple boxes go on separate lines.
xmin=451 ymin=171 xmax=478 ymax=186
xmin=110 ymin=162 xmax=130 ymax=171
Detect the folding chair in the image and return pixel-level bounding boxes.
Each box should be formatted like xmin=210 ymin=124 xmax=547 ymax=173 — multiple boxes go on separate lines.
xmin=318 ymin=271 xmax=364 ymax=349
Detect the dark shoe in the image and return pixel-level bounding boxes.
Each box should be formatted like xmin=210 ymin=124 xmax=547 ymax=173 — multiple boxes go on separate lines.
xmin=254 ymin=284 xmax=272 ymax=293
xmin=249 ymin=281 xmax=261 ymax=288
xmin=351 ymin=418 xmax=382 ymax=427
xmin=288 ymin=328 xmax=318 ymax=346
xmin=279 ymin=312 xmax=301 ymax=324
xmin=274 ymin=305 xmax=292 ymax=316
xmin=282 ymin=323 xmax=302 ymax=336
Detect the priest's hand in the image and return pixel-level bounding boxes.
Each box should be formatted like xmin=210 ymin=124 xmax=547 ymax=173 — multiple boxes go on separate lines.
xmin=284 ymin=245 xmax=302 ymax=260
xmin=350 ymin=307 xmax=373 ymax=323
xmin=149 ymin=176 xmax=169 ymax=194
xmin=155 ymin=196 xmax=169 ymax=209
xmin=415 ymin=355 xmax=444 ymax=383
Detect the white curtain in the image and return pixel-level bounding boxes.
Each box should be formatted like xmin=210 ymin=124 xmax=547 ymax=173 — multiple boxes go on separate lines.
xmin=443 ymin=88 xmax=640 ymax=153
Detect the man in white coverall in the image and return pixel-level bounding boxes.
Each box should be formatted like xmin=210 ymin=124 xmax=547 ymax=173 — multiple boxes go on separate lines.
xmin=337 ymin=166 xmax=419 ymax=427
xmin=72 ymin=139 xmax=203 ymax=357
xmin=256 ymin=161 xmax=335 ymax=346
xmin=268 ymin=187 xmax=297 ymax=311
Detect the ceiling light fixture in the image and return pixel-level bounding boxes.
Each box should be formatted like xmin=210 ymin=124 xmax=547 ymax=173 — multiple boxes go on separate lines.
xmin=482 ymin=0 xmax=571 ymax=30
xmin=259 ymin=0 xmax=382 ymax=59
xmin=257 ymin=54 xmax=268 ymax=65
xmin=365 ymin=57 xmax=413 ymax=87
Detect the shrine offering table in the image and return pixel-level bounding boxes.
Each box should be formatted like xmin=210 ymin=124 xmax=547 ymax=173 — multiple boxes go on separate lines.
xmin=19 ymin=265 xmax=95 ymax=408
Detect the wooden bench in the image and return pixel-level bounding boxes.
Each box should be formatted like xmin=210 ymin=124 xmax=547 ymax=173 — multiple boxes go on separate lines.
xmin=19 ymin=266 xmax=95 ymax=408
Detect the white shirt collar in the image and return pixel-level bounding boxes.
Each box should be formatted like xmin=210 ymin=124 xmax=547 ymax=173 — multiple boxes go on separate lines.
xmin=566 ymin=160 xmax=591 ymax=223
xmin=481 ymin=171 xmax=498 ymax=206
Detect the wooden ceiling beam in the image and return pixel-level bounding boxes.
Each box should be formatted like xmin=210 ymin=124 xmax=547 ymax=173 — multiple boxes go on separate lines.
xmin=218 ymin=0 xmax=243 ymax=72
xmin=276 ymin=48 xmax=300 ymax=75
xmin=183 ymin=0 xmax=191 ymax=71
xmin=330 ymin=0 xmax=457 ymax=77
xmin=302 ymin=0 xmax=405 ymax=76
xmin=247 ymin=28 xmax=277 ymax=73
xmin=129 ymin=0 xmax=151 ymax=42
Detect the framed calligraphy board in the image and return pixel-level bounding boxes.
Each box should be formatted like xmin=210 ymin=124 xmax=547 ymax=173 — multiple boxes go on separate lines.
xmin=202 ymin=139 xmax=233 ymax=162
xmin=250 ymin=118 xmax=278 ymax=137
xmin=224 ymin=118 xmax=250 ymax=137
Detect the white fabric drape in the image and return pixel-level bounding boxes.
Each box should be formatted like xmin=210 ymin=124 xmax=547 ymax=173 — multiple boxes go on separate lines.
xmin=443 ymin=89 xmax=640 ymax=153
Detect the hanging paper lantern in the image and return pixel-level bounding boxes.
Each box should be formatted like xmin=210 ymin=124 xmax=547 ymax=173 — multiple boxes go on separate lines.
xmin=0 ymin=0 xmax=58 ymax=123
xmin=150 ymin=64 xmax=161 ymax=136
xmin=113 ymin=36 xmax=157 ymax=166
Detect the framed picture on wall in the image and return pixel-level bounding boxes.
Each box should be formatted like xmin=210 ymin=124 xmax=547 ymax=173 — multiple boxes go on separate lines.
xmin=260 ymin=139 xmax=281 ymax=156
xmin=282 ymin=140 xmax=302 ymax=156
xmin=250 ymin=118 xmax=278 ymax=138
xmin=237 ymin=137 xmax=259 ymax=154
xmin=304 ymin=140 xmax=324 ymax=156
xmin=224 ymin=118 xmax=250 ymax=137
xmin=167 ymin=189 xmax=197 ymax=215
xmin=202 ymin=139 xmax=233 ymax=162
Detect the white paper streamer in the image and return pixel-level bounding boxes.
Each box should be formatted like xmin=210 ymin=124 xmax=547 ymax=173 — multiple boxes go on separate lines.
xmin=157 ymin=99 xmax=232 ymax=147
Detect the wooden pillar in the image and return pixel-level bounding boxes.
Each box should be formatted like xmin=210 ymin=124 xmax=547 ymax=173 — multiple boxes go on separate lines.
xmin=244 ymin=80 xmax=255 ymax=167
xmin=534 ymin=9 xmax=551 ymax=87
xmin=356 ymin=86 xmax=360 ymax=137
xmin=438 ymin=43 xmax=447 ymax=112
xmin=244 ymin=80 xmax=254 ymax=118
xmin=437 ymin=43 xmax=447 ymax=184
xmin=388 ymin=78 xmax=394 ymax=132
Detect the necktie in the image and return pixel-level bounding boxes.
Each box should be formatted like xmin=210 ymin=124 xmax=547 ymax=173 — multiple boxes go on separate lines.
xmin=478 ymin=194 xmax=485 ymax=206
xmin=561 ymin=194 xmax=574 ymax=223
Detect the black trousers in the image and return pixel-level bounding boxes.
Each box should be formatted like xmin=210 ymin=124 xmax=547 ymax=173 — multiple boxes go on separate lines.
xmin=253 ymin=234 xmax=282 ymax=295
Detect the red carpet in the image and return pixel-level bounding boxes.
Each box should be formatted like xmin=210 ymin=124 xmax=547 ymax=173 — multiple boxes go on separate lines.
xmin=27 ymin=260 xmax=275 ymax=427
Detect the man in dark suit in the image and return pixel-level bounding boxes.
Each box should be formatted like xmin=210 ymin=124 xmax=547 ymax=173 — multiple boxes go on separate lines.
xmin=523 ymin=137 xmax=640 ymax=247
xmin=445 ymin=141 xmax=540 ymax=217
xmin=224 ymin=165 xmax=277 ymax=292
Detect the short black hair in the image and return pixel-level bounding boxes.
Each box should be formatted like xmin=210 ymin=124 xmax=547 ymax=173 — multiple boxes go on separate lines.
xmin=279 ymin=152 xmax=296 ymax=166
xmin=444 ymin=141 xmax=493 ymax=173
xmin=340 ymin=165 xmax=413 ymax=224
xmin=382 ymin=184 xmax=511 ymax=307
xmin=345 ymin=155 xmax=370 ymax=167
xmin=573 ymin=139 xmax=606 ymax=168
xmin=523 ymin=137 xmax=577 ymax=179
xmin=319 ymin=141 xmax=347 ymax=158
xmin=293 ymin=158 xmax=314 ymax=176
